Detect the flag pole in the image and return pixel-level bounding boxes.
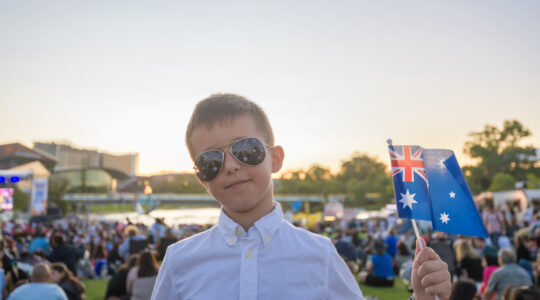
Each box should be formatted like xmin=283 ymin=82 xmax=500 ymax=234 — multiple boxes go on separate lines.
xmin=411 ymin=219 xmax=439 ymax=300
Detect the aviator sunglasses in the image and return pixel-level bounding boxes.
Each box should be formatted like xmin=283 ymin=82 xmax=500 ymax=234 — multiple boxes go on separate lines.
xmin=194 ymin=137 xmax=271 ymax=182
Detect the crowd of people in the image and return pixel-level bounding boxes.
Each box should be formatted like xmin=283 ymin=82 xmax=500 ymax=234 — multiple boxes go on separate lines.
xmin=0 ymin=214 xmax=209 ymax=299
xmin=0 ymin=202 xmax=539 ymax=300
xmin=319 ymin=203 xmax=540 ymax=300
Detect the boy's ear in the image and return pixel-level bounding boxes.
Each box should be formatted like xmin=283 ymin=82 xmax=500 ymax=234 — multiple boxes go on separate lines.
xmin=270 ymin=146 xmax=284 ymax=173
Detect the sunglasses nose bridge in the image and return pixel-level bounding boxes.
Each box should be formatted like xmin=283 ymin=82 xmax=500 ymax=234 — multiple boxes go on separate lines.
xmin=222 ymin=150 xmax=242 ymax=171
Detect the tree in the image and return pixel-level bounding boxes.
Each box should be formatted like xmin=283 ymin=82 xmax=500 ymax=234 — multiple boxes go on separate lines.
xmin=526 ymin=173 xmax=540 ymax=189
xmin=337 ymin=153 xmax=393 ymax=208
xmin=49 ymin=176 xmax=70 ymax=214
xmin=13 ymin=185 xmax=29 ymax=212
xmin=488 ymin=173 xmax=516 ymax=192
xmin=463 ymin=120 xmax=536 ymax=193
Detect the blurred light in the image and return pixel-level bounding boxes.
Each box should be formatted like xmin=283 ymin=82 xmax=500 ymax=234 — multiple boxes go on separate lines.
xmin=10 ymin=177 xmax=19 ymax=183
xmin=144 ymin=185 xmax=153 ymax=194
xmin=0 ymin=177 xmax=5 ymax=183
xmin=323 ymin=216 xmax=336 ymax=222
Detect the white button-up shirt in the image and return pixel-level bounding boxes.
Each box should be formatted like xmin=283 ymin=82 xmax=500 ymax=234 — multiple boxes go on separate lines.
xmin=151 ymin=202 xmax=364 ymax=300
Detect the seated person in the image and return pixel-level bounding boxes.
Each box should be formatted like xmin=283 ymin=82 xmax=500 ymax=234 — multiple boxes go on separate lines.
xmin=359 ymin=240 xmax=394 ymax=287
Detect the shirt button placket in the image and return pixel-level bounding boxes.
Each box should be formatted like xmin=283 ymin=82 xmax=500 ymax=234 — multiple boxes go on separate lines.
xmin=239 ymin=242 xmax=257 ymax=300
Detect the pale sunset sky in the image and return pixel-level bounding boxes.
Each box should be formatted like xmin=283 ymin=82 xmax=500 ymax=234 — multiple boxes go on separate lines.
xmin=1 ymin=1 xmax=539 ymax=175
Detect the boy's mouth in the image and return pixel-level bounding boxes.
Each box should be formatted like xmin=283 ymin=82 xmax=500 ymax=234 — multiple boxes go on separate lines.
xmin=225 ymin=179 xmax=251 ymax=189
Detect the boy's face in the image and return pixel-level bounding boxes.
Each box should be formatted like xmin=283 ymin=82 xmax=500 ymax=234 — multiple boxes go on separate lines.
xmin=190 ymin=114 xmax=284 ymax=214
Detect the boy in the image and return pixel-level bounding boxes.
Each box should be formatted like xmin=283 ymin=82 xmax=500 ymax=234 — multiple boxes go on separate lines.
xmin=152 ymin=94 xmax=451 ymax=299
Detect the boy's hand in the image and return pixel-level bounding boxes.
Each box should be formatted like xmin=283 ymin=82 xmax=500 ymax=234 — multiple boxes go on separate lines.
xmin=411 ymin=239 xmax=451 ymax=300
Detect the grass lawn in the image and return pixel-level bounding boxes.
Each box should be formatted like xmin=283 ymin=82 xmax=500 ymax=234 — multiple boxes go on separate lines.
xmin=359 ymin=279 xmax=411 ymax=300
xmin=84 ymin=277 xmax=411 ymax=300
xmin=83 ymin=278 xmax=108 ymax=300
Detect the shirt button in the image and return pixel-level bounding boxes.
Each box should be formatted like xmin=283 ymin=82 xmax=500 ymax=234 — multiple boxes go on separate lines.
xmin=264 ymin=236 xmax=270 ymax=243
xmin=246 ymin=250 xmax=253 ymax=258
xmin=229 ymin=237 xmax=236 ymax=244
xmin=236 ymin=227 xmax=243 ymax=236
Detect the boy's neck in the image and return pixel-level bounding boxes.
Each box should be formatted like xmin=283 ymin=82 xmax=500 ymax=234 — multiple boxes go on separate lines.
xmin=223 ymin=198 xmax=275 ymax=232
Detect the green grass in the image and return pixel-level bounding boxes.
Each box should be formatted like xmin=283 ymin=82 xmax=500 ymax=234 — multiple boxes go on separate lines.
xmin=83 ymin=278 xmax=108 ymax=300
xmin=359 ymin=278 xmax=411 ymax=300
xmin=84 ymin=277 xmax=411 ymax=300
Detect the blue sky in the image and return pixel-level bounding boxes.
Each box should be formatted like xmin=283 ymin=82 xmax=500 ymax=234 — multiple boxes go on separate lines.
xmin=1 ymin=1 xmax=539 ymax=175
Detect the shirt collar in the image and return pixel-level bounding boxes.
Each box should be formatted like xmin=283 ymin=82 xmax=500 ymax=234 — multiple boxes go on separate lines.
xmin=218 ymin=202 xmax=283 ymax=247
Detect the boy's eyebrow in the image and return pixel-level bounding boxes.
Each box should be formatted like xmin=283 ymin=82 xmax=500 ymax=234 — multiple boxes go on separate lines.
xmin=204 ymin=136 xmax=248 ymax=151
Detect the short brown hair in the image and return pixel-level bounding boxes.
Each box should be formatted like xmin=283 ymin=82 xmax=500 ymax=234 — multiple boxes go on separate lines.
xmin=185 ymin=93 xmax=275 ymax=160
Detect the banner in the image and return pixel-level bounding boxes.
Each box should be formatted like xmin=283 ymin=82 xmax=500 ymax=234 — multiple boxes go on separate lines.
xmin=31 ymin=177 xmax=48 ymax=216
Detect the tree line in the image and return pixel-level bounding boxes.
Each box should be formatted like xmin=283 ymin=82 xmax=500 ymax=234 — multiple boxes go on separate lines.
xmin=276 ymin=119 xmax=540 ymax=208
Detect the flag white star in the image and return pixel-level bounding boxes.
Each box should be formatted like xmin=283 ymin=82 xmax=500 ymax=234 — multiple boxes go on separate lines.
xmin=440 ymin=212 xmax=450 ymax=224
xmin=449 ymin=191 xmax=456 ymax=198
xmin=398 ymin=189 xmax=418 ymax=210
xmin=438 ymin=157 xmax=446 ymax=169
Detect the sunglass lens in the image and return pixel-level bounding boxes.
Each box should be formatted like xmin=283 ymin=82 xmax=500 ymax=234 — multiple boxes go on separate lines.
xmin=231 ymin=138 xmax=266 ymax=166
xmin=195 ymin=150 xmax=223 ymax=181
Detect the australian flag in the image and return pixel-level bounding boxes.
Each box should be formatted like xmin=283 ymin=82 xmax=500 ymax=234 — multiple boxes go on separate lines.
xmin=389 ymin=145 xmax=488 ymax=238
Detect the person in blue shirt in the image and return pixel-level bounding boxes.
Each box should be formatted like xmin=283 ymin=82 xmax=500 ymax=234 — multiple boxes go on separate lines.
xmin=360 ymin=240 xmax=395 ymax=286
xmin=28 ymin=229 xmax=50 ymax=255
xmin=151 ymin=93 xmax=452 ymax=299
xmin=8 ymin=263 xmax=67 ymax=300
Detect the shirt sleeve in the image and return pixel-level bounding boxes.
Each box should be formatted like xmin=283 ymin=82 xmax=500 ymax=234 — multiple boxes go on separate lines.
xmin=326 ymin=242 xmax=364 ymax=300
xmin=151 ymin=250 xmax=179 ymax=300
xmin=486 ymin=270 xmax=499 ymax=294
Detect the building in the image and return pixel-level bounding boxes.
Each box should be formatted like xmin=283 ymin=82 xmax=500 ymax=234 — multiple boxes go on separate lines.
xmin=0 ymin=143 xmax=58 ymax=171
xmin=33 ymin=141 xmax=138 ymax=193
xmin=33 ymin=141 xmax=138 ymax=177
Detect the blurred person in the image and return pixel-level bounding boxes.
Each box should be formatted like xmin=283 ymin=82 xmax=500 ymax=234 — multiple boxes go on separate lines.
xmin=118 ymin=226 xmax=146 ymax=261
xmin=395 ymin=240 xmax=413 ymax=271
xmin=334 ymin=238 xmax=359 ymax=274
xmin=50 ymin=263 xmax=85 ymax=300
xmin=507 ymin=286 xmax=540 ymax=300
xmin=534 ymin=251 xmax=540 ymax=287
xmin=483 ymin=249 xmax=533 ymax=300
xmin=48 ymin=235 xmax=83 ymax=276
xmin=91 ymin=240 xmax=107 ymax=277
xmin=515 ymin=235 xmax=531 ymax=262
xmin=105 ymin=254 xmax=138 ymax=300
xmin=517 ymin=259 xmax=535 ymax=285
xmin=483 ymin=205 xmax=505 ymax=249
xmin=429 ymin=232 xmax=457 ymax=280
xmin=156 ymin=228 xmax=178 ymax=261
xmin=359 ymin=240 xmax=394 ymax=287
xmin=150 ymin=218 xmax=166 ymax=244
xmin=473 ymin=237 xmax=498 ymax=258
xmin=449 ymin=279 xmax=478 ymax=300
xmin=8 ymin=263 xmax=67 ymax=300
xmin=456 ymin=240 xmax=483 ymax=283
xmin=127 ymin=250 xmax=159 ymax=300
xmin=497 ymin=235 xmax=512 ymax=250
xmin=480 ymin=254 xmax=499 ymax=295
xmin=384 ymin=229 xmax=398 ymax=258
xmin=28 ymin=229 xmax=50 ymax=255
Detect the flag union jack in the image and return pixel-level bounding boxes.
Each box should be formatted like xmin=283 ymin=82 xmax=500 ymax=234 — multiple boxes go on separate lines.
xmin=390 ymin=145 xmax=428 ymax=183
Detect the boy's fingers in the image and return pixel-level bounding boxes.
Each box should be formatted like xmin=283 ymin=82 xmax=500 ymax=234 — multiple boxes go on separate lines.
xmin=414 ymin=246 xmax=441 ymax=267
xmin=420 ymin=266 xmax=449 ymax=287
xmin=417 ymin=260 xmax=447 ymax=279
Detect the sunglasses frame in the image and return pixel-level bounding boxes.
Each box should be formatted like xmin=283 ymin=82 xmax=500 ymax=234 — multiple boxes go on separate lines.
xmin=193 ymin=137 xmax=273 ymax=182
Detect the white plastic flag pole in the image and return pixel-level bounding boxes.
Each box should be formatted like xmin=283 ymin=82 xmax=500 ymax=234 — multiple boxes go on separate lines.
xmin=412 ymin=219 xmax=439 ymax=300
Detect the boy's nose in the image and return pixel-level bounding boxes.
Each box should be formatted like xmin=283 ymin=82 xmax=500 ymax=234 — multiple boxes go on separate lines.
xmin=222 ymin=151 xmax=241 ymax=174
